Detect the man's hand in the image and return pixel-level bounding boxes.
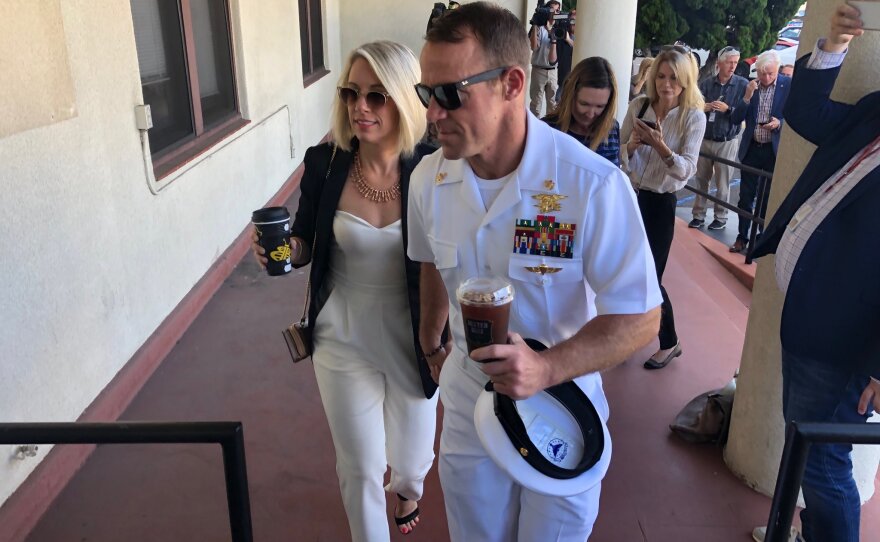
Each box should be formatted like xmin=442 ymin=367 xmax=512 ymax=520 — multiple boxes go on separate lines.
xmin=763 ymin=116 xmax=781 ymax=131
xmin=743 ymin=79 xmax=759 ymax=102
xmin=422 ymin=339 xmax=453 ymax=384
xmin=825 ymin=3 xmax=864 ymax=53
xmin=858 ymin=378 xmax=880 ymax=415
xmin=472 ymin=333 xmax=553 ymax=400
xmin=712 ymin=101 xmax=730 ymax=113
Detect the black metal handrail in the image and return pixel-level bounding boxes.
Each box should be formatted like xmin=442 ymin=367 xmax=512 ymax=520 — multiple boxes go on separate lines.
xmin=764 ymin=421 xmax=880 ymax=542
xmin=685 ymin=150 xmax=775 ymax=264
xmin=0 ymin=421 xmax=253 ymax=542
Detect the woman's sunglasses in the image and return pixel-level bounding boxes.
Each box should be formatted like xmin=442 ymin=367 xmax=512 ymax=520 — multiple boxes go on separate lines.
xmin=414 ymin=66 xmax=509 ymax=111
xmin=337 ymin=87 xmax=391 ymax=109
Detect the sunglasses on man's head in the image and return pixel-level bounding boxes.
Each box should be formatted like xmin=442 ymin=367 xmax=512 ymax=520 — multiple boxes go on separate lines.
xmin=337 ymin=87 xmax=391 ymax=109
xmin=661 ymin=44 xmax=692 ymax=55
xmin=718 ymin=45 xmax=740 ymax=56
xmin=414 ymin=66 xmax=509 ymax=111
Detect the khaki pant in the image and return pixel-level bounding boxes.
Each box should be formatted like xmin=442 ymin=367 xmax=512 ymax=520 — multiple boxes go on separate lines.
xmin=691 ymin=137 xmax=740 ymax=222
xmin=529 ymin=66 xmax=558 ymax=118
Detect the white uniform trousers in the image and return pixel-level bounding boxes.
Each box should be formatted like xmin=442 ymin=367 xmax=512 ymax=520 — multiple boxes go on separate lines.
xmin=312 ymin=283 xmax=438 ymax=542
xmin=438 ymin=349 xmax=601 ymax=542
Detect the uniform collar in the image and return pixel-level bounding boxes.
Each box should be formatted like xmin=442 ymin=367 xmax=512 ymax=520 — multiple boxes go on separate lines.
xmin=433 ymin=112 xmax=561 ymax=223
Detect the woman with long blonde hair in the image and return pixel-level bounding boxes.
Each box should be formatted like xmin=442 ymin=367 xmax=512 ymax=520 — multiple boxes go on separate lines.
xmin=252 ymin=41 xmax=438 ymax=540
xmin=620 ymin=46 xmax=705 ymax=370
xmin=544 ymin=56 xmax=621 ymax=166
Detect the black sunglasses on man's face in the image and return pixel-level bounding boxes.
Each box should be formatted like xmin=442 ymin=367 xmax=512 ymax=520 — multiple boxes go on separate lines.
xmin=414 ymin=67 xmax=509 ymax=111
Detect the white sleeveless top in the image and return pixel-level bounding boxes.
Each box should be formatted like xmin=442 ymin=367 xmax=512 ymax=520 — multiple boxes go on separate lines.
xmin=327 ymin=211 xmax=407 ymax=294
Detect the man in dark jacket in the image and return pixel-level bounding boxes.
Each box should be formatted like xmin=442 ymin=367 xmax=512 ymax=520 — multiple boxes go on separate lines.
xmin=751 ymin=4 xmax=880 ymax=541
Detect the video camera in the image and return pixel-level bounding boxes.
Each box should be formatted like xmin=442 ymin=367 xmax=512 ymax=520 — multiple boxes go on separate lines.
xmin=551 ymin=12 xmax=574 ymax=41
xmin=426 ymin=1 xmax=459 ymax=33
xmin=529 ymin=0 xmax=552 ymax=27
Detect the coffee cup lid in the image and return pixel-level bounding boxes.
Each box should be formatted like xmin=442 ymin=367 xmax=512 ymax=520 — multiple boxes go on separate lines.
xmin=252 ymin=206 xmax=290 ymax=225
xmin=456 ymin=276 xmax=515 ymax=306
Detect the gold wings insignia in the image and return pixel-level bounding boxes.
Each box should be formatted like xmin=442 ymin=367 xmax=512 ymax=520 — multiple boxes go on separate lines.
xmin=524 ymin=264 xmax=563 ymax=275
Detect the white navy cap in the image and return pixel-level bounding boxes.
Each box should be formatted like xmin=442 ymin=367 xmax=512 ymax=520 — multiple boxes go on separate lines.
xmin=473 ymin=339 xmax=611 ymax=496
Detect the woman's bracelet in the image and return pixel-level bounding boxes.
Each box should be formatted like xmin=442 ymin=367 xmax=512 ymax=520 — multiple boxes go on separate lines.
xmin=424 ymin=344 xmax=445 ymax=358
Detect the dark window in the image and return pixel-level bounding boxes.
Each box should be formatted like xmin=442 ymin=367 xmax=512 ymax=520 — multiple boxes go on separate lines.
xmin=299 ymin=0 xmax=327 ymax=84
xmin=130 ymin=0 xmax=242 ymax=175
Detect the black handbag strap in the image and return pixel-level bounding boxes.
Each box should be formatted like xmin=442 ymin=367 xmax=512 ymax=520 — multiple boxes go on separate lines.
xmin=298 ymin=143 xmax=337 ymax=324
xmin=636 ymin=97 xmax=650 ymax=120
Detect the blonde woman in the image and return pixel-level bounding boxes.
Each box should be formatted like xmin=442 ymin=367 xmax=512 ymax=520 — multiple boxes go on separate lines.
xmin=544 ymin=56 xmax=621 ymax=166
xmin=630 ymin=56 xmax=654 ymax=101
xmin=252 ymin=41 xmax=437 ymax=540
xmin=620 ymin=46 xmax=705 ymax=370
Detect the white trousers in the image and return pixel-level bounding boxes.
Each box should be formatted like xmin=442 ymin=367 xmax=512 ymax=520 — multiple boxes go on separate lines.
xmin=438 ymin=350 xmax=601 ymax=542
xmin=529 ymin=67 xmax=558 ymax=118
xmin=312 ymin=284 xmax=438 ymax=542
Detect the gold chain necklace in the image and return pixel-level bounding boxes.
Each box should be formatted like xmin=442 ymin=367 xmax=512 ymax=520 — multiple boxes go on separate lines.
xmin=352 ymin=151 xmax=401 ymax=203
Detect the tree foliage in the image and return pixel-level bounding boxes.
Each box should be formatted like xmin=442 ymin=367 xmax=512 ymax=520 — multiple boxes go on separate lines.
xmin=634 ymin=0 xmax=802 ymax=57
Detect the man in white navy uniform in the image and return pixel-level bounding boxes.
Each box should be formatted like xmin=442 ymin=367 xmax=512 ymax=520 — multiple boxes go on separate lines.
xmin=407 ymin=3 xmax=663 ymax=540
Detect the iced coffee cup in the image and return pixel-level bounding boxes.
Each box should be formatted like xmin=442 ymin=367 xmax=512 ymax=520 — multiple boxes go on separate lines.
xmin=456 ymin=276 xmax=515 ymax=358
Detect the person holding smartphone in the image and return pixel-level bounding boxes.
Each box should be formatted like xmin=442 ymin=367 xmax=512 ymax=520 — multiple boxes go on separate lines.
xmin=728 ymin=49 xmax=792 ymax=254
xmin=620 ymin=46 xmax=706 ymax=370
xmin=748 ymin=4 xmax=880 ymax=541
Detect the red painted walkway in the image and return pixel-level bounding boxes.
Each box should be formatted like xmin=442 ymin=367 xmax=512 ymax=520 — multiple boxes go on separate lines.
xmin=20 ymin=200 xmax=880 ymax=541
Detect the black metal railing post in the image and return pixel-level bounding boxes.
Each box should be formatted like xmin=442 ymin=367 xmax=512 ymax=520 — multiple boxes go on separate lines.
xmin=764 ymin=422 xmax=811 ymax=542
xmin=221 ymin=423 xmax=253 ymax=542
xmin=764 ymin=421 xmax=880 ymax=542
xmin=0 ymin=421 xmax=253 ymax=542
xmin=745 ymin=175 xmax=770 ymax=265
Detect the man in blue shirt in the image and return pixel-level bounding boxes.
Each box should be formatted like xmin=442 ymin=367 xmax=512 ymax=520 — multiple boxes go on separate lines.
xmin=689 ymin=46 xmax=749 ymax=230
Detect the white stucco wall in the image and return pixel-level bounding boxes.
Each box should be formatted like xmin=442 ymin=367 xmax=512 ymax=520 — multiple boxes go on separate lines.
xmin=0 ymin=0 xmax=340 ymax=506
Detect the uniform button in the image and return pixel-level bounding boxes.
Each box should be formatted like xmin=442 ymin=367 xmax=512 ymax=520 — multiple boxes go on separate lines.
xmin=540 ymin=277 xmax=548 ymax=285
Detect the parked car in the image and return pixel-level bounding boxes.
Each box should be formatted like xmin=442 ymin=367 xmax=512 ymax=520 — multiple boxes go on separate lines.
xmin=776 ymin=24 xmax=802 ymax=48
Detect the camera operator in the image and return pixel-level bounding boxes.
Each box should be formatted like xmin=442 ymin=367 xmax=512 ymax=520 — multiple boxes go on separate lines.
xmin=528 ymin=0 xmax=561 ymax=117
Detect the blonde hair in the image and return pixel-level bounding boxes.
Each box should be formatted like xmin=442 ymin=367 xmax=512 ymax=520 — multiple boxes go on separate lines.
xmin=549 ymin=57 xmax=618 ymax=152
xmin=645 ymin=49 xmax=704 ymax=134
xmin=330 ymin=41 xmax=426 ymax=157
xmin=633 ymin=57 xmax=654 ymax=95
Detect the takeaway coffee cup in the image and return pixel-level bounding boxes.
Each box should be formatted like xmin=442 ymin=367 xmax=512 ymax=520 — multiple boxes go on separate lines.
xmin=252 ymin=206 xmax=293 ymax=276
xmin=456 ymin=276 xmax=515 ymax=358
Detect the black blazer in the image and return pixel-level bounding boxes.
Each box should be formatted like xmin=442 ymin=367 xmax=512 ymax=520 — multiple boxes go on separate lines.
xmin=290 ymin=140 xmax=439 ymax=398
xmin=752 ymin=54 xmax=880 ymax=377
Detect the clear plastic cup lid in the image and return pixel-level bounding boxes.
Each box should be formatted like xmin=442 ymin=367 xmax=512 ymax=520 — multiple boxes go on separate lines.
xmin=456 ymin=276 xmax=515 ymax=306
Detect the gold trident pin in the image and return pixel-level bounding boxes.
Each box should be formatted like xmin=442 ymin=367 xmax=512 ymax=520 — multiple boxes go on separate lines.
xmin=435 ymin=172 xmax=448 ymax=184
xmin=524 ymin=264 xmax=563 ymax=275
xmin=532 ymin=193 xmax=567 ymax=213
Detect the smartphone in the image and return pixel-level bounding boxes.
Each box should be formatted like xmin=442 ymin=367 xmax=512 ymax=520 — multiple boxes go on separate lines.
xmin=758 ymin=121 xmax=770 ymax=126
xmin=639 ymin=119 xmax=657 ymax=130
xmin=848 ymin=1 xmax=880 ymax=31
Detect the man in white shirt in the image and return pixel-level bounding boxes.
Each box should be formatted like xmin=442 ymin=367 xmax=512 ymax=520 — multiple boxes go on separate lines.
xmin=750 ymin=4 xmax=880 ymax=541
xmin=409 ymin=3 xmax=661 ymax=540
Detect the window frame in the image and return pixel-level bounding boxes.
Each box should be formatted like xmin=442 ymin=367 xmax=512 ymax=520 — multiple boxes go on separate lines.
xmin=137 ymin=0 xmax=247 ymax=180
xmin=299 ymin=0 xmax=329 ymax=87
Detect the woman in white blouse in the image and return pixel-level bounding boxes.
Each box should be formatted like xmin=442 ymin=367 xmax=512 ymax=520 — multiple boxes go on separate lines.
xmin=620 ymin=46 xmax=706 ymax=370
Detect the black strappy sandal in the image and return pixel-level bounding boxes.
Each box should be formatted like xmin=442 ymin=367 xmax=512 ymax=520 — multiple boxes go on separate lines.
xmin=394 ymin=494 xmax=420 ymax=535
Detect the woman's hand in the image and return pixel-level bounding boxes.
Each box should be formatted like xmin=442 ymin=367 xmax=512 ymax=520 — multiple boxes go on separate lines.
xmin=626 ymin=128 xmax=642 ymax=157
xmin=422 ymin=338 xmax=453 ymax=384
xmin=634 ymin=118 xmax=664 ymax=149
xmin=251 ymin=227 xmax=268 ymax=269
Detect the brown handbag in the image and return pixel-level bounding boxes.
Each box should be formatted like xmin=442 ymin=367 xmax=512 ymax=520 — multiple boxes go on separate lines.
xmin=281 ymin=144 xmax=336 ymax=363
